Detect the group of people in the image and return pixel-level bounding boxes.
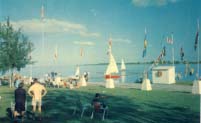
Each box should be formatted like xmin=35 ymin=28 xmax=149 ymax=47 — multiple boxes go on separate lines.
xmin=14 ymin=78 xmax=107 ymax=121
xmin=14 ymin=78 xmax=47 ymax=120
xmin=13 ymin=73 xmax=108 ymax=121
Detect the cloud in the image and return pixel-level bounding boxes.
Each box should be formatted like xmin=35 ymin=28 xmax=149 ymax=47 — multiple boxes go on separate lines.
xmin=131 ymin=0 xmax=181 ymax=7
xmin=112 ymin=38 xmax=132 ymax=44
xmin=9 ymin=19 xmax=100 ymax=37
xmin=73 ymin=41 xmax=95 ymax=46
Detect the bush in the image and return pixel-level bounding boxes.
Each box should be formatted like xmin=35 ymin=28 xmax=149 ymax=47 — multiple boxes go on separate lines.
xmin=1 ymin=80 xmax=9 ymax=86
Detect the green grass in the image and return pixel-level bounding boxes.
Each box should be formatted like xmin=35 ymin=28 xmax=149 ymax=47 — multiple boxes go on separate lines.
xmin=175 ymin=81 xmax=193 ymax=86
xmin=0 ymin=85 xmax=200 ymax=123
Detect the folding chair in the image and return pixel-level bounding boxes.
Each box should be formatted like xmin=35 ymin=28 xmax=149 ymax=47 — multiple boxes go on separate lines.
xmin=90 ymin=102 xmax=108 ymax=121
xmin=72 ymin=99 xmax=91 ymax=118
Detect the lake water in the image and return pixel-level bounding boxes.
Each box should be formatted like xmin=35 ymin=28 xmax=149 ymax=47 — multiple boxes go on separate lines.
xmin=19 ymin=63 xmax=201 ymax=83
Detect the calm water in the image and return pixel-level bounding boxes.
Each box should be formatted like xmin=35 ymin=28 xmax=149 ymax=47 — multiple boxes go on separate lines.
xmin=19 ymin=64 xmax=201 ymax=83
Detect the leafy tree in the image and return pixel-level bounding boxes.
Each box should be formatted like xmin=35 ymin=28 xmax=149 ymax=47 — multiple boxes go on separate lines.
xmin=0 ymin=17 xmax=34 ymax=88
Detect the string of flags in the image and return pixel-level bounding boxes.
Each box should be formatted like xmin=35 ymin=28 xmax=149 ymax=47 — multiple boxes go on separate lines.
xmin=180 ymin=47 xmax=184 ymax=61
xmin=194 ymin=25 xmax=199 ymax=51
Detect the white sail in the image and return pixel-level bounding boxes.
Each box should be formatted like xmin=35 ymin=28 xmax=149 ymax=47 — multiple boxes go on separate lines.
xmin=75 ymin=66 xmax=80 ymax=76
xmin=121 ymin=59 xmax=126 ymax=70
xmin=106 ymin=53 xmax=119 ymax=74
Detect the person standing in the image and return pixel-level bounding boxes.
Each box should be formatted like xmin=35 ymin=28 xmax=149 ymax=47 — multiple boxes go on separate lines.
xmin=14 ymin=76 xmax=21 ymax=88
xmin=14 ymin=82 xmax=26 ymax=118
xmin=28 ymin=78 xmax=47 ymax=114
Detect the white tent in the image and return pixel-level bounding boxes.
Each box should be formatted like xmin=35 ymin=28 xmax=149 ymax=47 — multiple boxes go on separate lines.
xmin=79 ymin=75 xmax=87 ymax=86
xmin=152 ymin=66 xmax=175 ymax=84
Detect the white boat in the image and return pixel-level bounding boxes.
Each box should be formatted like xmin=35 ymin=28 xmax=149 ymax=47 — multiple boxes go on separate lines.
xmin=75 ymin=66 xmax=80 ymax=77
xmin=105 ymin=38 xmax=120 ymax=79
xmin=68 ymin=66 xmax=80 ymax=80
xmin=121 ymin=59 xmax=126 ymax=71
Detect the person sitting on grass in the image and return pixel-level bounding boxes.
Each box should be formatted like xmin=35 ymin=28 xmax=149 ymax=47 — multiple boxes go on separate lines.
xmin=28 ymin=78 xmax=47 ymax=115
xmin=14 ymin=82 xmax=26 ymax=119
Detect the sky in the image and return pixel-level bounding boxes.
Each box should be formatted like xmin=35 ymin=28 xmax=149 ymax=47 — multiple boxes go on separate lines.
xmin=0 ymin=0 xmax=201 ymax=66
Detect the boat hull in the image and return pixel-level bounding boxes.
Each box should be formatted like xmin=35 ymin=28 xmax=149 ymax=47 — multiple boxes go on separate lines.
xmin=105 ymin=75 xmax=120 ymax=79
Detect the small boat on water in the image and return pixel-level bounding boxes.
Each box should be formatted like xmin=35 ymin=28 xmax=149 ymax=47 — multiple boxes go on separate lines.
xmin=105 ymin=38 xmax=120 ymax=79
xmin=68 ymin=65 xmax=80 ymax=80
xmin=121 ymin=59 xmax=126 ymax=71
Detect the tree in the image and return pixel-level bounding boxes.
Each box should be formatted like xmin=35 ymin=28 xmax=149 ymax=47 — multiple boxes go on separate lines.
xmin=0 ymin=17 xmax=34 ymax=88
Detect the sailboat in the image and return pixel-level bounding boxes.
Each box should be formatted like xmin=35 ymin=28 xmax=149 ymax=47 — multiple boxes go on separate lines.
xmin=75 ymin=65 xmax=80 ymax=78
xmin=105 ymin=38 xmax=120 ymax=79
xmin=121 ymin=59 xmax=126 ymax=71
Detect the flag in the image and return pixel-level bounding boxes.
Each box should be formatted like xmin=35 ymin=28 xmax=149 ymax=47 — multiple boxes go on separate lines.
xmin=54 ymin=46 xmax=58 ymax=60
xmin=109 ymin=37 xmax=112 ymax=47
xmin=157 ymin=52 xmax=163 ymax=61
xmin=162 ymin=46 xmax=166 ymax=56
xmin=80 ymin=48 xmax=83 ymax=57
xmin=41 ymin=5 xmax=45 ymax=21
xmin=180 ymin=47 xmax=184 ymax=61
xmin=142 ymin=28 xmax=147 ymax=58
xmin=166 ymin=36 xmax=173 ymax=44
xmin=142 ymin=48 xmax=146 ymax=58
xmin=194 ymin=31 xmax=199 ymax=51
xmin=166 ymin=32 xmax=174 ymax=44
xmin=157 ymin=47 xmax=166 ymax=62
xmin=107 ymin=37 xmax=112 ymax=55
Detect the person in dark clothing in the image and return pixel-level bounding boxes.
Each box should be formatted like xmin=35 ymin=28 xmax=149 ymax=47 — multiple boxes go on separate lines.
xmin=14 ymin=82 xmax=26 ymax=118
xmin=84 ymin=72 xmax=89 ymax=82
xmin=91 ymin=93 xmax=106 ymax=111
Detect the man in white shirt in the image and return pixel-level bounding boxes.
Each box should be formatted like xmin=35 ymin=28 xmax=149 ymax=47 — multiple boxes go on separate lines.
xmin=28 ymin=78 xmax=47 ymax=113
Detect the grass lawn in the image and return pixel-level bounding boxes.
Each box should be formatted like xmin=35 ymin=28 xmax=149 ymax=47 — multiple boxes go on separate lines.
xmin=175 ymin=81 xmax=193 ymax=86
xmin=0 ymin=84 xmax=200 ymax=123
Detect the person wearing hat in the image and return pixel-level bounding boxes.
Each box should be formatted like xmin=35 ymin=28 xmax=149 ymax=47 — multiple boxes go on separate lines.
xmin=14 ymin=82 xmax=26 ymax=118
xmin=28 ymin=78 xmax=47 ymax=114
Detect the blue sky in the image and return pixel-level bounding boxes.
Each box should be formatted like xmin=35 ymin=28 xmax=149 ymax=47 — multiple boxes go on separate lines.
xmin=0 ymin=0 xmax=200 ymax=66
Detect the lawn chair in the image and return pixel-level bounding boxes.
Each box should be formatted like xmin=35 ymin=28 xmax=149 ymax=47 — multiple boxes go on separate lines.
xmin=72 ymin=99 xmax=91 ymax=118
xmin=90 ymin=102 xmax=108 ymax=121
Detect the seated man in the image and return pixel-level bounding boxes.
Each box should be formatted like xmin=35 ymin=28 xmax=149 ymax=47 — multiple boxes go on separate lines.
xmin=91 ymin=93 xmax=108 ymax=120
xmin=14 ymin=82 xmax=26 ymax=118
xmin=91 ymin=93 xmax=107 ymax=111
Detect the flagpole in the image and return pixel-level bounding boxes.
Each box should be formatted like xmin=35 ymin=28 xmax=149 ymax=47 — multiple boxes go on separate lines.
xmin=54 ymin=45 xmax=58 ymax=67
xmin=144 ymin=27 xmax=147 ymax=79
xmin=197 ymin=19 xmax=199 ymax=80
xmin=30 ymin=64 xmax=32 ymax=84
xmin=40 ymin=4 xmax=45 ymax=72
xmin=80 ymin=47 xmax=83 ymax=76
xmin=171 ymin=33 xmax=174 ymax=66
xmin=196 ymin=19 xmax=200 ymax=123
